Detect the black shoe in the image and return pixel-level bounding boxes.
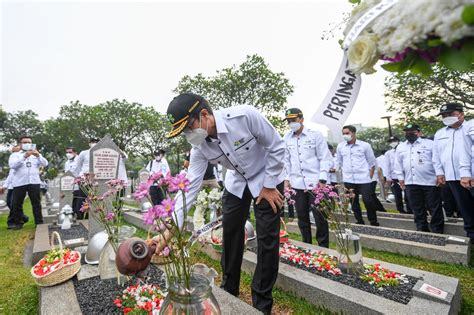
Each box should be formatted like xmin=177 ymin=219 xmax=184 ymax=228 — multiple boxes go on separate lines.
xmin=23 ymin=216 xmax=29 ymax=223
xmin=370 ymin=222 xmax=380 ymax=226
xmin=10 ymin=224 xmax=23 ymax=230
xmin=356 ymin=221 xmax=365 ymax=225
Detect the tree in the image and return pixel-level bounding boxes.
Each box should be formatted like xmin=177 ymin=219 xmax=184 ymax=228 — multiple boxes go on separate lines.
xmin=2 ymin=110 xmax=44 ymax=145
xmin=174 ymin=54 xmax=294 ymax=131
xmin=385 ymin=64 xmax=473 ymax=120
xmin=357 ymin=126 xmax=403 ymax=156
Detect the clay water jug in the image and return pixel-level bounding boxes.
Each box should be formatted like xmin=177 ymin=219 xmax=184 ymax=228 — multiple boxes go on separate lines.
xmin=115 ymin=237 xmax=156 ymax=275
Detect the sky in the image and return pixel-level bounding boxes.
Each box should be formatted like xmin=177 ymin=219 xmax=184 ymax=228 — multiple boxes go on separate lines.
xmin=1 ymin=0 xmax=396 ymax=137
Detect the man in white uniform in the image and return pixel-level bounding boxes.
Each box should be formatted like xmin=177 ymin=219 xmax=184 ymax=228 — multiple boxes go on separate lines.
xmin=283 ymin=108 xmax=331 ymax=247
xmin=162 ymin=93 xmax=285 ymax=314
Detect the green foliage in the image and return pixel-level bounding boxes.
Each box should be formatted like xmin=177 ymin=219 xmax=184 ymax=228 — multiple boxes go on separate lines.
xmin=357 ymin=126 xmax=403 ymax=155
xmin=385 ymin=63 xmax=474 ymax=121
xmin=174 ymin=54 xmax=294 ymax=131
xmin=462 ymin=4 xmax=474 ymax=25
xmin=2 ymin=110 xmax=44 ymax=145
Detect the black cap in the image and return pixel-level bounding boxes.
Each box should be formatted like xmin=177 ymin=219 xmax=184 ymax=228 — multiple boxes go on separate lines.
xmin=166 ymin=93 xmax=209 ymax=138
xmin=437 ymin=103 xmax=463 ymax=116
xmin=387 ymin=136 xmax=400 ymax=142
xmin=154 ymin=148 xmax=166 ymax=155
xmin=283 ymin=108 xmax=303 ymax=121
xmin=402 ymin=123 xmax=421 ymax=131
xmin=89 ymin=137 xmax=100 ymax=143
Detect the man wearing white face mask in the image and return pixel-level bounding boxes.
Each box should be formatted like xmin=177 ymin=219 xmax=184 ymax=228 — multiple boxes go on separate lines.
xmin=8 ymin=135 xmax=48 ymax=229
xmin=64 ymin=147 xmax=78 ymax=173
xmin=72 ymin=138 xmax=100 ymax=219
xmin=160 ymin=93 xmax=285 ymax=314
xmin=433 ymin=103 xmax=474 ymax=243
xmin=337 ymin=125 xmax=380 ymax=226
xmin=282 ymin=108 xmax=331 ymax=247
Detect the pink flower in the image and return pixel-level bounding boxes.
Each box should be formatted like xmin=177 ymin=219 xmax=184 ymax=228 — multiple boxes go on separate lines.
xmin=133 ymin=182 xmax=150 ymax=201
xmin=157 ymin=198 xmax=176 ymax=218
xmin=169 ymin=173 xmax=189 ymax=193
xmin=143 ymin=205 xmax=160 ymax=225
xmin=162 ymin=246 xmax=170 ymax=257
xmin=105 ymin=212 xmax=115 ymax=221
xmin=149 ymin=171 xmax=163 ymax=184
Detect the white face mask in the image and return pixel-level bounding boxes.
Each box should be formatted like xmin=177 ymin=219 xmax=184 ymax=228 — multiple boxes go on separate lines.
xmin=389 ymin=142 xmax=398 ymax=149
xmin=21 ymin=143 xmax=33 ymax=151
xmin=442 ymin=116 xmax=459 ymax=126
xmin=185 ymin=114 xmax=208 ymax=146
xmin=342 ymin=134 xmax=352 ymax=142
xmin=66 ymin=153 xmax=74 ymax=160
xmin=288 ymin=122 xmax=301 ymax=132
xmin=155 ymin=155 xmax=162 ymax=161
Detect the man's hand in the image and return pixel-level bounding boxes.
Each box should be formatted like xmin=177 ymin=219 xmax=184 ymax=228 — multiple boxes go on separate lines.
xmin=399 ymin=180 xmax=406 ymax=190
xmin=460 ymin=177 xmax=472 ymax=189
xmin=436 ymin=175 xmax=446 ymax=187
xmin=0 ymin=187 xmax=5 ymax=195
xmin=149 ymin=228 xmax=173 ymax=254
xmin=31 ymin=150 xmax=40 ymax=157
xmin=256 ymin=187 xmax=283 ymax=214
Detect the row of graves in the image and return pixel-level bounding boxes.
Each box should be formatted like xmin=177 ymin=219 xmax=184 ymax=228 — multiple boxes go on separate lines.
xmin=29 ymin=136 xmax=466 ymax=314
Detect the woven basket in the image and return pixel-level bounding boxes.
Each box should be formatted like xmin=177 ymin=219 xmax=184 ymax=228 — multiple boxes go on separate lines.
xmin=279 ymin=218 xmax=289 ymax=243
xmin=31 ymin=231 xmax=81 ymax=287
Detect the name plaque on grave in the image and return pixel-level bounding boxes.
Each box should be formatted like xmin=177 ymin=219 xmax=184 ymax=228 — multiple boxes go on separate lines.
xmin=419 ymin=283 xmax=448 ymax=300
xmin=60 ymin=176 xmax=75 ymax=191
xmin=139 ymin=169 xmax=150 ymax=184
xmin=92 ymin=148 xmax=120 ymax=180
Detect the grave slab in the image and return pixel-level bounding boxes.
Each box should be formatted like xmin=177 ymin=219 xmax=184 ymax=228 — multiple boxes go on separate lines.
xmin=285 ymin=221 xmax=471 ymax=265
xmin=200 ymin=240 xmax=461 ymax=315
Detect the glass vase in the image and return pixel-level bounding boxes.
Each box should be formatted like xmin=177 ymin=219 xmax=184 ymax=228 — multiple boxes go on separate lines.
xmin=160 ymin=274 xmax=221 ymax=315
xmin=335 ymin=229 xmax=363 ymax=275
xmin=99 ymin=225 xmax=137 ymax=284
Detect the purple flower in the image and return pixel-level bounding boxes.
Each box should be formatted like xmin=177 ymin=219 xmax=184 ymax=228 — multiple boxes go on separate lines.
xmin=105 ymin=212 xmax=115 ymax=221
xmin=143 ymin=205 xmax=160 ymax=225
xmin=157 ymin=198 xmax=176 ymax=218
xmin=162 ymin=246 xmax=170 ymax=257
xmin=133 ymin=183 xmax=150 ymax=201
xmin=169 ymin=173 xmax=190 ymax=193
xmin=149 ymin=171 xmax=163 ymax=184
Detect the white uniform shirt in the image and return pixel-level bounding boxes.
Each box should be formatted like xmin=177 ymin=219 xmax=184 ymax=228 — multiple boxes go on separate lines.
xmin=3 ymin=169 xmax=15 ymax=189
xmin=283 ymin=127 xmax=331 ymax=190
xmin=394 ymin=138 xmax=437 ymax=186
xmin=64 ymin=156 xmax=78 ymax=173
xmin=433 ymin=123 xmax=466 ymax=181
xmin=373 ymin=155 xmax=386 ymax=182
xmin=460 ymin=119 xmax=474 ymax=179
xmin=8 ymin=151 xmax=48 ymax=187
xmin=146 ymin=158 xmax=170 ymax=176
xmin=384 ymin=149 xmax=399 ymax=180
xmin=336 ymin=139 xmax=376 ymax=184
xmin=174 ymin=105 xmax=285 ymax=227
xmin=329 ymin=154 xmax=338 ymax=184
xmin=73 ymin=149 xmax=90 ymax=177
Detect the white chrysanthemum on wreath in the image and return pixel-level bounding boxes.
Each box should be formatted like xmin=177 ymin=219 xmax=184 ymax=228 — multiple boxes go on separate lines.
xmin=347 ymin=33 xmax=379 ymax=74
xmin=192 ymin=188 xmax=223 ymax=243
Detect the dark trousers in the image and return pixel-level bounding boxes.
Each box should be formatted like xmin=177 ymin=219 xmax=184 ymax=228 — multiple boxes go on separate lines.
xmin=280 ymin=202 xmax=295 ymax=219
xmin=447 ymin=181 xmax=474 ymax=240
xmin=73 ymin=189 xmax=86 ymax=219
xmin=441 ymin=185 xmax=458 ymax=217
xmin=370 ymin=181 xmax=386 ymax=212
xmin=404 ymin=185 xmax=444 ymax=233
xmin=221 ymin=183 xmax=283 ymax=314
xmin=344 ymin=182 xmax=378 ymax=225
xmin=11 ymin=184 xmax=42 ymax=225
xmin=7 ymin=189 xmax=28 ymax=226
xmin=294 ymin=189 xmax=329 ymax=248
xmin=391 ymin=179 xmax=412 ymax=213
xmin=149 ymin=186 xmax=164 ymax=206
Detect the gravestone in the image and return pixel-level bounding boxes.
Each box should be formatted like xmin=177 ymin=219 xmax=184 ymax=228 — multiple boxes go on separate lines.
xmin=59 ymin=171 xmax=75 ymax=211
xmin=87 ymin=135 xmax=121 ymax=241
xmin=138 ymin=168 xmax=150 ymax=185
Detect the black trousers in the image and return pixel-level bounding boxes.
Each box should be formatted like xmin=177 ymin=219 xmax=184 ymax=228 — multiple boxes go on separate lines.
xmin=11 ymin=184 xmax=42 ymax=225
xmin=447 ymin=181 xmax=474 ymax=240
xmin=149 ymin=186 xmax=165 ymax=206
xmin=6 ymin=189 xmax=28 ymax=226
xmin=405 ymin=185 xmax=444 ymax=233
xmin=391 ymin=179 xmax=412 ymax=213
xmin=344 ymin=182 xmax=378 ymax=225
xmin=73 ymin=189 xmax=87 ymax=220
xmin=280 ymin=202 xmax=295 ymax=219
xmin=294 ymin=189 xmax=329 ymax=248
xmin=441 ymin=185 xmax=458 ymax=217
xmin=370 ymin=181 xmax=386 ymax=212
xmin=221 ymin=183 xmax=283 ymax=314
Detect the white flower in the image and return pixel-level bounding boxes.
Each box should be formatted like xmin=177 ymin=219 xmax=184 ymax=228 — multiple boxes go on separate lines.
xmin=347 ymin=33 xmax=379 ymax=74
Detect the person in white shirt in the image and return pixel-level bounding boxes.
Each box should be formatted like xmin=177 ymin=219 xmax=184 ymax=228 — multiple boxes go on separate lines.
xmin=283 ymin=108 xmax=331 ymax=247
xmin=145 ymin=148 xmax=170 ymax=205
xmin=394 ymin=124 xmax=444 ymax=233
xmin=72 ymin=138 xmax=99 ymax=219
xmin=64 ymin=147 xmax=78 ymax=173
xmin=460 ymin=119 xmax=474 ymax=195
xmin=337 ymin=125 xmax=379 ymax=226
xmin=433 ymin=103 xmax=474 ymax=242
xmin=328 ymin=144 xmax=339 ymax=185
xmin=385 ymin=136 xmax=412 ymax=213
xmin=1 ymin=143 xmax=28 ymax=227
xmin=158 ymin=93 xmax=285 ymax=314
xmin=8 ymin=136 xmax=48 ymax=229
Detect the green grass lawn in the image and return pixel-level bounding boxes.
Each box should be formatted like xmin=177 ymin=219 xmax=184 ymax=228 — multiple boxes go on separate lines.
xmin=0 ymin=199 xmax=38 ymax=314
